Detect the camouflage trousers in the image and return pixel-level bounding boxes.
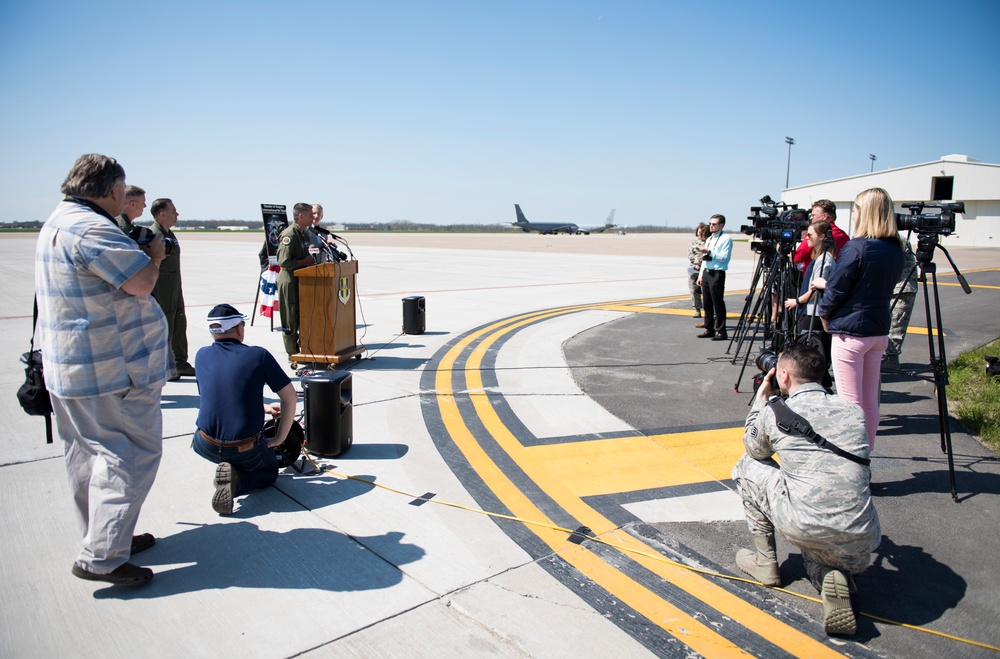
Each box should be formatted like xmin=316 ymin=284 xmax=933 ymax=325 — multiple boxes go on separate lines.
xmin=887 ymin=291 xmax=916 ymax=357
xmin=733 ymin=454 xmax=879 ymax=589
xmin=688 ymin=270 xmax=702 ymax=311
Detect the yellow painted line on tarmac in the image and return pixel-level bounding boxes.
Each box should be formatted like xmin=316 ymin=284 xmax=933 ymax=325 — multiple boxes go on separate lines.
xmin=525 ymin=428 xmax=746 ymax=497
xmin=435 ymin=301 xmax=846 ymax=658
xmin=938 ymin=282 xmax=1000 ymax=290
xmin=906 ymin=326 xmax=947 ymax=337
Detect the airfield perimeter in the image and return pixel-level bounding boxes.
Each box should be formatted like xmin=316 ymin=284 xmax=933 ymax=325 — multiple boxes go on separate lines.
xmin=1 ymin=231 xmax=998 ymax=658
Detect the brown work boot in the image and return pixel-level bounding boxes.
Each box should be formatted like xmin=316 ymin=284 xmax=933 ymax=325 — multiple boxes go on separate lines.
xmin=821 ymin=569 xmax=856 ymax=635
xmin=212 ymin=462 xmax=239 ymax=515
xmin=736 ymin=534 xmax=780 ymax=586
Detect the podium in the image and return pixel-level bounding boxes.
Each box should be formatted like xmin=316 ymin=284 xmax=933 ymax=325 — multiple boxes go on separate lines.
xmin=293 ymin=260 xmax=365 ymax=365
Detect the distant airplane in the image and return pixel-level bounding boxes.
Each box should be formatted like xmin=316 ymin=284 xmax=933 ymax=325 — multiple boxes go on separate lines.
xmin=512 ymin=204 xmax=605 ymax=235
xmin=580 ymin=209 xmax=617 ymax=234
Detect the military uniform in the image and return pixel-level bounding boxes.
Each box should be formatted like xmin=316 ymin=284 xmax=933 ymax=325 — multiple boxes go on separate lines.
xmin=116 ymin=212 xmax=134 ymax=235
xmin=277 ymin=224 xmax=310 ymax=359
xmin=733 ymin=382 xmax=880 ymax=589
xmin=887 ymin=242 xmax=918 ymax=358
xmin=151 ymin=221 xmax=190 ymax=372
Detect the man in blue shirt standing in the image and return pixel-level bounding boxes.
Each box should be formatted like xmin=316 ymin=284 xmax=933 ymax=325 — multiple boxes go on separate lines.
xmin=696 ymin=214 xmax=733 ymax=341
xmin=192 ymin=304 xmax=298 ymax=515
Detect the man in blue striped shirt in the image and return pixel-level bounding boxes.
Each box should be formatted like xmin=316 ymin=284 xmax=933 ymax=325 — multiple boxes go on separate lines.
xmin=36 ymin=154 xmax=171 ymax=587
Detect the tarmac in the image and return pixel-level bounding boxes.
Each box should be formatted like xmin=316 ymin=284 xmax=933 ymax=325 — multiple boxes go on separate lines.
xmin=1 ymin=231 xmax=998 ymax=658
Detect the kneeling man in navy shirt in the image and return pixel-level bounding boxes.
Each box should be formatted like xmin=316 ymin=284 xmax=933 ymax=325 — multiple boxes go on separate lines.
xmin=192 ymin=304 xmax=298 ymax=515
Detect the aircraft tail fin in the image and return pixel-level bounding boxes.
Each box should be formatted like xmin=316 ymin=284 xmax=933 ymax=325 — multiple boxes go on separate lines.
xmin=606 ymin=209 xmax=616 ymax=226
xmin=514 ymin=204 xmax=529 ymax=225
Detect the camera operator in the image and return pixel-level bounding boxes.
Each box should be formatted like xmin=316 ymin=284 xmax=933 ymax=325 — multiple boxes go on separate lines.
xmin=36 ymin=155 xmax=171 ymax=586
xmin=696 ymin=214 xmax=732 ymax=341
xmin=816 ymin=188 xmax=904 ymax=450
xmin=732 ymin=342 xmax=879 ymax=636
xmin=191 ymin=305 xmax=297 ymax=515
xmin=150 ymin=198 xmax=195 ymax=378
xmin=792 ymin=200 xmax=849 ymax=269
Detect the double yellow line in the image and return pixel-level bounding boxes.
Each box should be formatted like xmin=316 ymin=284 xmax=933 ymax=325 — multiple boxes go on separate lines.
xmin=430 ymin=297 xmax=845 ymax=658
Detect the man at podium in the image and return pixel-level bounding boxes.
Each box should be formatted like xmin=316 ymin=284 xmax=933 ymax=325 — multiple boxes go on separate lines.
xmin=277 ymin=203 xmax=316 ymax=366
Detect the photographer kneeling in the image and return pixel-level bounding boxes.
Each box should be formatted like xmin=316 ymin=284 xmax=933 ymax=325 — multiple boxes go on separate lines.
xmin=192 ymin=305 xmax=297 ymax=515
xmin=732 ymin=342 xmax=879 ymax=636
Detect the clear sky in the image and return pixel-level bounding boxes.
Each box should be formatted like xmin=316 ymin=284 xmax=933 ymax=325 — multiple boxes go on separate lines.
xmin=1 ymin=1 xmax=997 ymax=228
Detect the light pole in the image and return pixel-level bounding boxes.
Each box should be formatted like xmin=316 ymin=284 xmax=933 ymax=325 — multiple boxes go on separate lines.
xmin=785 ymin=137 xmax=795 ymax=188
xmin=869 ymin=153 xmax=877 ymax=172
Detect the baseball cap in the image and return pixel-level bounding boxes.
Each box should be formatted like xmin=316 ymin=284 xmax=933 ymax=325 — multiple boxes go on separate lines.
xmin=207 ymin=304 xmax=247 ymax=333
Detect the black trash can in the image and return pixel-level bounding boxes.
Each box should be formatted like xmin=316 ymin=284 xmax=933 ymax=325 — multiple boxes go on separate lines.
xmin=402 ymin=295 xmax=425 ymax=335
xmin=301 ymin=371 xmax=353 ymax=457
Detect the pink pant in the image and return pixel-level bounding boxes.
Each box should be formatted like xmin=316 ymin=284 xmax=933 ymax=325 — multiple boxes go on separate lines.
xmin=831 ymin=333 xmax=888 ymax=449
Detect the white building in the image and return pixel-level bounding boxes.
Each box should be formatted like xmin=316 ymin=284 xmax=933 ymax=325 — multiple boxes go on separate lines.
xmin=781 ymin=154 xmax=1000 ymax=247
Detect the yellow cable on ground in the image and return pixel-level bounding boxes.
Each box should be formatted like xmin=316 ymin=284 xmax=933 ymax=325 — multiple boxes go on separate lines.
xmin=301 ymin=449 xmax=1000 ymax=654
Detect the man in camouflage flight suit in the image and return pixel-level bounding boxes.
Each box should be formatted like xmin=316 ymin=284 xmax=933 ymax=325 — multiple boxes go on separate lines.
xmin=732 ymin=342 xmax=879 ymax=636
xmin=277 ymin=202 xmax=316 ymax=366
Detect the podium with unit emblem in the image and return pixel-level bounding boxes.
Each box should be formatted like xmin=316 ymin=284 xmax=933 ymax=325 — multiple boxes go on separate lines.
xmin=293 ymin=261 xmax=365 ymax=365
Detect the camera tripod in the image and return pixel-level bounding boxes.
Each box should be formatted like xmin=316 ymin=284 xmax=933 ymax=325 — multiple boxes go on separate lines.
xmin=900 ymin=233 xmax=972 ymax=501
xmin=728 ymin=241 xmax=800 ymax=392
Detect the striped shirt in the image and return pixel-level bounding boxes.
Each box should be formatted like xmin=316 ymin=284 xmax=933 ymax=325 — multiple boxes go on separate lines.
xmin=35 ymin=198 xmax=171 ymax=398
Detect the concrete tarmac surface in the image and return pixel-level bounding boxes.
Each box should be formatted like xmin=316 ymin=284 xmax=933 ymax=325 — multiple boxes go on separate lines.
xmin=1 ymin=231 xmax=998 ymax=658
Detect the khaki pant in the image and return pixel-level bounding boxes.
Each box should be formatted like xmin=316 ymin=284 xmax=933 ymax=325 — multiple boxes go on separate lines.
xmin=52 ymin=387 xmax=163 ymax=574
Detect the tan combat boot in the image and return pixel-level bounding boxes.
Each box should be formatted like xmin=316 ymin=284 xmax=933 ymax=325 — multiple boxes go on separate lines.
xmin=821 ymin=569 xmax=856 ymax=635
xmin=736 ymin=534 xmax=780 ymax=586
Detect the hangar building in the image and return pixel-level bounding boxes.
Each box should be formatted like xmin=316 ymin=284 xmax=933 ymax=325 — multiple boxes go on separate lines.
xmin=781 ymin=154 xmax=999 ymax=247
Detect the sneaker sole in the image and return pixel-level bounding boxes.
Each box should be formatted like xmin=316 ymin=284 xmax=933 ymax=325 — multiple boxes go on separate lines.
xmin=822 ymin=569 xmax=856 ymax=635
xmin=212 ymin=463 xmax=235 ymax=515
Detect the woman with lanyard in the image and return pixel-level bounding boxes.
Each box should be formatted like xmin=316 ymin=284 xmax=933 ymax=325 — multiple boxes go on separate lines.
xmin=784 ymin=220 xmax=836 ymax=389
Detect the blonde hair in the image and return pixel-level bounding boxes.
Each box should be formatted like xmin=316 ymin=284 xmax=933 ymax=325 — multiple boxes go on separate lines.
xmin=853 ymin=187 xmax=902 ymax=247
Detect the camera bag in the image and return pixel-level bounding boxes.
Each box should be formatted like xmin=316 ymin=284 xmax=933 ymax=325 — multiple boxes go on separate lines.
xmin=16 ymin=299 xmax=53 ymax=443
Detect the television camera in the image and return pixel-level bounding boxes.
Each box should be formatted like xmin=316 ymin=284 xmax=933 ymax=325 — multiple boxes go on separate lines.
xmin=895 ymin=201 xmax=963 ymax=235
xmin=741 ymin=195 xmax=810 ymax=248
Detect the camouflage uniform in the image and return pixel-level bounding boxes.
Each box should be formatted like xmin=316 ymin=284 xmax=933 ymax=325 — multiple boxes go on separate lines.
xmin=277 ymin=224 xmax=310 ymax=359
xmin=687 ymin=237 xmax=705 ymax=312
xmin=151 ymin=221 xmax=189 ymax=369
xmin=732 ymin=382 xmax=880 ymax=589
xmin=887 ymin=241 xmax=918 ymax=358
xmin=116 ymin=212 xmax=134 ymax=235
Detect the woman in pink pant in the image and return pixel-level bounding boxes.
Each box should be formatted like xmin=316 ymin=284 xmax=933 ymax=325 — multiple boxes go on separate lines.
xmin=814 ymin=188 xmax=904 ymax=449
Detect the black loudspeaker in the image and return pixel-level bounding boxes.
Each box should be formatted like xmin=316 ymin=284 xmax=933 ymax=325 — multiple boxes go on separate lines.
xmin=402 ymin=295 xmax=425 ymax=335
xmin=302 ymin=371 xmax=353 ymax=457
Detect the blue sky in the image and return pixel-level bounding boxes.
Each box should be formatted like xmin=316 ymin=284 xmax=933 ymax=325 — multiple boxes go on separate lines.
xmin=1 ymin=1 xmax=997 ymax=227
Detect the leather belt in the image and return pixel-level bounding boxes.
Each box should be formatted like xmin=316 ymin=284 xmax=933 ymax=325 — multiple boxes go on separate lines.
xmin=198 ymin=429 xmax=261 ymax=451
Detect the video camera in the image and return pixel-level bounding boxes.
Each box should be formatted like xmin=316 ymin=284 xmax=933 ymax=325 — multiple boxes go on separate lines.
xmin=895 ymin=201 xmax=964 ymax=235
xmin=129 ymin=225 xmax=178 ymax=256
xmin=741 ymin=195 xmax=810 ymax=245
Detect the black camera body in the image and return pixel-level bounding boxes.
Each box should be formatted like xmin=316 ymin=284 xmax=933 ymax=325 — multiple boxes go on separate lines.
xmin=895 ymin=201 xmax=964 ymax=235
xmin=129 ymin=226 xmax=178 ymax=256
xmin=751 ymin=348 xmax=780 ymax=394
xmin=741 ymin=196 xmax=808 ymax=245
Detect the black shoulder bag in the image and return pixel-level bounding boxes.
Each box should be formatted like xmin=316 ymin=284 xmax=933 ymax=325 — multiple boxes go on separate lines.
xmin=16 ymin=298 xmax=53 ymax=443
xmin=766 ymin=396 xmax=869 ymax=466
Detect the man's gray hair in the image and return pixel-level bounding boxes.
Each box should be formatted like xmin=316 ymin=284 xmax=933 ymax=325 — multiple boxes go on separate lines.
xmin=125 ymin=185 xmax=145 ymax=199
xmin=60 ymin=154 xmax=126 ymax=199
